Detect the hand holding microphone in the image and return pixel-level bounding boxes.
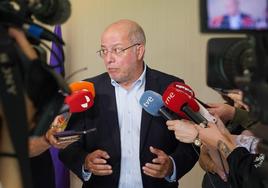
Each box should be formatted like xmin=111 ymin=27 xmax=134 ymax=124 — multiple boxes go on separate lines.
xmin=166 ymin=120 xmax=199 ymax=143
xmin=47 ymin=81 xmax=95 ymax=145
xmin=207 ymin=103 xmax=235 ymax=124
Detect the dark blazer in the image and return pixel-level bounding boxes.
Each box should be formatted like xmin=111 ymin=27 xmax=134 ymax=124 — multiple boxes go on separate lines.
xmin=59 ymin=67 xmax=198 ymax=188
xmin=220 ymin=13 xmax=254 ymax=29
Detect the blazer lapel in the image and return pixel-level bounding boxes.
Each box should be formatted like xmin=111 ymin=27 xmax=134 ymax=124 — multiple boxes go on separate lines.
xmin=140 ymin=67 xmax=160 ymax=153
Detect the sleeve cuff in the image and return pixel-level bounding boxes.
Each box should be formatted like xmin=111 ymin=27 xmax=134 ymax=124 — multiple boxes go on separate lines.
xmin=82 ymin=165 xmax=92 ymax=181
xmin=165 ymin=156 xmax=177 ymax=182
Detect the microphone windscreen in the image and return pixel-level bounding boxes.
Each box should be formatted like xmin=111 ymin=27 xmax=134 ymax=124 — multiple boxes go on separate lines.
xmin=32 ymin=0 xmax=71 ymax=25
xmin=64 ymin=90 xmax=94 ymax=113
xmin=139 ymin=90 xmax=164 ymax=116
xmin=69 ymin=81 xmax=95 ymax=98
xmin=167 ymin=82 xmax=195 ymax=97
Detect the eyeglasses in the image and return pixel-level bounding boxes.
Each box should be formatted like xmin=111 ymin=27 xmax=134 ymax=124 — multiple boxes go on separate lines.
xmin=97 ymin=43 xmax=140 ymax=58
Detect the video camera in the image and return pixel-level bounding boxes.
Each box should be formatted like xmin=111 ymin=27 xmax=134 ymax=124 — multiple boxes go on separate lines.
xmin=200 ymin=0 xmax=268 ymax=184
xmin=200 ymin=0 xmax=268 ymax=124
xmin=0 ymin=0 xmax=72 ymax=132
xmin=0 ymin=1 xmax=71 ymax=187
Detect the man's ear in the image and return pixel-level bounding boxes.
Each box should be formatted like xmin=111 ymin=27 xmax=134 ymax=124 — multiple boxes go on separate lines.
xmin=137 ymin=44 xmax=145 ymax=61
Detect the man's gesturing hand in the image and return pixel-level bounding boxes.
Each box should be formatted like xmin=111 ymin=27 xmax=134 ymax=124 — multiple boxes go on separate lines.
xmin=84 ymin=149 xmax=113 ymax=176
xmin=142 ymin=146 xmax=173 ymax=178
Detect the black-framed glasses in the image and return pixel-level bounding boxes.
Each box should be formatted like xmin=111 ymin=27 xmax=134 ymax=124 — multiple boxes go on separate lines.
xmin=97 ymin=43 xmax=140 ymax=58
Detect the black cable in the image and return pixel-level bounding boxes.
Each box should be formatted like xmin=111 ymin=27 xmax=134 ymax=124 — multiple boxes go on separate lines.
xmin=65 ymin=67 xmax=88 ymax=81
xmin=39 ymin=39 xmax=65 ymax=70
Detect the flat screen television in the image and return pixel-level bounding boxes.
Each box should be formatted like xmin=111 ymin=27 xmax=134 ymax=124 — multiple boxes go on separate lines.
xmin=200 ymin=0 xmax=268 ymax=33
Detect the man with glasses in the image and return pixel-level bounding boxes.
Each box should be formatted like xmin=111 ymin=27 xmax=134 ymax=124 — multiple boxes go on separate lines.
xmin=59 ymin=19 xmax=198 ymax=188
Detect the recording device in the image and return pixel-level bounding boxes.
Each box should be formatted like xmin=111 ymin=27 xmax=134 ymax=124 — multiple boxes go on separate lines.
xmin=139 ymin=90 xmax=177 ymax=120
xmin=0 ymin=1 xmax=70 ymax=43
xmin=200 ymin=1 xmax=268 ymax=184
xmin=54 ymin=128 xmax=96 ymax=140
xmin=54 ymin=128 xmax=96 ymax=143
xmin=200 ymin=0 xmax=268 ymax=124
xmin=0 ymin=0 xmax=71 ymax=26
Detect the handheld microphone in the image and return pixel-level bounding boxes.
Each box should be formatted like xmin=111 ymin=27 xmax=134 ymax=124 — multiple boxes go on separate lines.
xmin=139 ymin=90 xmax=177 ymax=120
xmin=167 ymin=82 xmax=217 ymax=123
xmin=162 ymin=87 xmax=208 ymax=126
xmin=69 ymin=81 xmax=95 ymax=98
xmin=59 ymin=90 xmax=94 ymax=114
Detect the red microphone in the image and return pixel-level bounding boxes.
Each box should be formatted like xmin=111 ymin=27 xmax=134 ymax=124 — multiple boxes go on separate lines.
xmin=167 ymin=82 xmax=217 ymax=123
xmin=59 ymin=90 xmax=94 ymax=114
xmin=162 ymin=86 xmax=208 ymax=125
xmin=69 ymin=81 xmax=95 ymax=98
xmin=166 ymin=82 xmax=195 ymax=98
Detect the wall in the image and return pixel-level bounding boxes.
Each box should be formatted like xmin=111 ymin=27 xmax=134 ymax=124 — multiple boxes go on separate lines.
xmin=61 ymin=0 xmax=227 ymax=187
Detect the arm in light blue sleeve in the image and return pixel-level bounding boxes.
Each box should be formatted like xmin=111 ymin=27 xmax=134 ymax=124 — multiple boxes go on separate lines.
xmin=165 ymin=156 xmax=177 ymax=182
xmin=82 ymin=165 xmax=92 ymax=181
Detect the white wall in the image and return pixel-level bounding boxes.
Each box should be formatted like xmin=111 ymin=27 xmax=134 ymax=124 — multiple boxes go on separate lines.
xmin=61 ymin=0 xmax=228 ymax=187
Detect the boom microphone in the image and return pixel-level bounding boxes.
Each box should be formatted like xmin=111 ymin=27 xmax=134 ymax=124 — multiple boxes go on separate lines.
xmin=139 ymin=90 xmax=177 ymax=120
xmin=162 ymin=86 xmax=208 ymax=125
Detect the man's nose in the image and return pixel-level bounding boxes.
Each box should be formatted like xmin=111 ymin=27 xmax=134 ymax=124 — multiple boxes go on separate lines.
xmin=104 ymin=51 xmax=115 ymax=64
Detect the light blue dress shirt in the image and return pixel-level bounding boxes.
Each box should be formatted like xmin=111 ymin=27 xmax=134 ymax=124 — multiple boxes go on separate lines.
xmin=82 ymin=65 xmax=177 ymax=186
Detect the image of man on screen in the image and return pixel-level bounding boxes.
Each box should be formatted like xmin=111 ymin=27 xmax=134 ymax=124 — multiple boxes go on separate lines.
xmin=209 ymin=0 xmax=255 ymax=30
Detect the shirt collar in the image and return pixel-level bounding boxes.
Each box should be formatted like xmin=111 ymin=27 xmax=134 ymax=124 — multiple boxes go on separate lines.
xmin=111 ymin=64 xmax=147 ymax=89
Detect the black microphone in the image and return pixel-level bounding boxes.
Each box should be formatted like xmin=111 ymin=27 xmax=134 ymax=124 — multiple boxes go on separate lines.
xmin=29 ymin=0 xmax=71 ymax=25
